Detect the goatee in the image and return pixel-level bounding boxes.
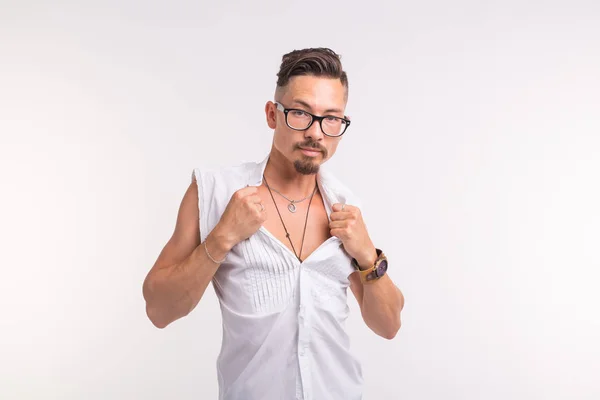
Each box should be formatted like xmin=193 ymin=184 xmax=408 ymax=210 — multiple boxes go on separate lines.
xmin=294 ymin=159 xmax=320 ymax=175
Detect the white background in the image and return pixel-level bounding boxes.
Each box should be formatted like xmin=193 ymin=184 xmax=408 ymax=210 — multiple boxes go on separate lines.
xmin=1 ymin=1 xmax=599 ymax=399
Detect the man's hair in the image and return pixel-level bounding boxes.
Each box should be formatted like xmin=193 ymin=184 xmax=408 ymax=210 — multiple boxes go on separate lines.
xmin=276 ymin=47 xmax=348 ymax=91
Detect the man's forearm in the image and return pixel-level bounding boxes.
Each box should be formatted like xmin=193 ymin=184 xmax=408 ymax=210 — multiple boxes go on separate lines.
xmin=361 ymin=275 xmax=404 ymax=339
xmin=143 ymin=231 xmax=231 ymax=328
xmin=353 ymin=248 xmax=404 ymax=339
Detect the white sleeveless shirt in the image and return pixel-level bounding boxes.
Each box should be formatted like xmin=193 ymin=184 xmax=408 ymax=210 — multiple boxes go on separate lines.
xmin=192 ymin=153 xmax=364 ymax=400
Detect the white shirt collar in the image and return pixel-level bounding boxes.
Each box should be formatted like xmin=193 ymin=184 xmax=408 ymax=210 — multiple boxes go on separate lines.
xmin=246 ymin=152 xmax=349 ymax=212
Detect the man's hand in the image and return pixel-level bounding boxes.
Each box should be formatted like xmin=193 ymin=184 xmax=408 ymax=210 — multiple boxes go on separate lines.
xmin=212 ymin=186 xmax=267 ymax=252
xmin=329 ymin=203 xmax=378 ymax=269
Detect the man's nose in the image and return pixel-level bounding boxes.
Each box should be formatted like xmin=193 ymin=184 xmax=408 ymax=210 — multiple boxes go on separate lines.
xmin=304 ymin=118 xmax=324 ymax=141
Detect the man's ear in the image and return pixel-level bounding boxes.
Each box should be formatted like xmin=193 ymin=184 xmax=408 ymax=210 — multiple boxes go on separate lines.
xmin=265 ymin=101 xmax=276 ymax=129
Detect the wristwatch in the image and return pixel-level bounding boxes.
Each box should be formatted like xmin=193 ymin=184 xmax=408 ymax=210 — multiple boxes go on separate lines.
xmin=352 ymin=249 xmax=388 ymax=283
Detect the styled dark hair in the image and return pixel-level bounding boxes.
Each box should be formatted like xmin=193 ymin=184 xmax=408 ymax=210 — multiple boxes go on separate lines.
xmin=276 ymin=47 xmax=348 ymax=91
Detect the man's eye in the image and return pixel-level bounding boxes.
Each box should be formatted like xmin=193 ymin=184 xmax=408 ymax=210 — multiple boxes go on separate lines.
xmin=292 ymin=110 xmax=307 ymax=117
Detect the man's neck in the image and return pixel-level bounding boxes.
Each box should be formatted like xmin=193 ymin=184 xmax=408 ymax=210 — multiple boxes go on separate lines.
xmin=263 ymin=152 xmax=318 ymax=198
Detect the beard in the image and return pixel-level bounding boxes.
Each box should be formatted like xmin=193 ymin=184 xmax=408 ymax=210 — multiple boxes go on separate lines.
xmin=294 ymin=158 xmax=320 ymax=175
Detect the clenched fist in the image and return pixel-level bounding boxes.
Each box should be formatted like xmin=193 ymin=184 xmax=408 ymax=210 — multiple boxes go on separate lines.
xmin=212 ymin=186 xmax=267 ymax=251
xmin=329 ymin=203 xmax=378 ymax=269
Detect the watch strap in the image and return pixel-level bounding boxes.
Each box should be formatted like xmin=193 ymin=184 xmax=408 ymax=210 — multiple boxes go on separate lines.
xmin=352 ymin=249 xmax=388 ymax=284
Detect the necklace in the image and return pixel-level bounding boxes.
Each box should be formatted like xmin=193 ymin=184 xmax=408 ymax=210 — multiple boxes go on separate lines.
xmin=263 ymin=174 xmax=318 ymax=262
xmin=264 ymin=181 xmax=317 ymax=213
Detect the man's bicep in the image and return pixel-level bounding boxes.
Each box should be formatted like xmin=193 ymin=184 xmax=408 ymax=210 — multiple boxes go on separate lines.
xmin=152 ymin=180 xmax=201 ymax=272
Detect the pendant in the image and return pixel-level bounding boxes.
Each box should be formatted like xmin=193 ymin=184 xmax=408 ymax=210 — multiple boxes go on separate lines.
xmin=288 ymin=202 xmax=297 ymax=213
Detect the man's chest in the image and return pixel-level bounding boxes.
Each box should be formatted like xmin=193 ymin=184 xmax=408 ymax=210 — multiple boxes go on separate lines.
xmin=258 ymin=186 xmax=332 ymax=262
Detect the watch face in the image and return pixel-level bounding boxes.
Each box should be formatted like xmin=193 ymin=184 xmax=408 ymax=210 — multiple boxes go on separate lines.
xmin=375 ymin=259 xmax=388 ymax=277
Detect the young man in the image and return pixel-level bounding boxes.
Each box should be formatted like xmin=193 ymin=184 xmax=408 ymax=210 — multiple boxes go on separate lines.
xmin=142 ymin=47 xmax=405 ymax=400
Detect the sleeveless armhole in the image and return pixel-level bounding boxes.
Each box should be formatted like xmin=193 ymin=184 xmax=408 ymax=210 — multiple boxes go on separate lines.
xmin=191 ymin=168 xmax=209 ymax=244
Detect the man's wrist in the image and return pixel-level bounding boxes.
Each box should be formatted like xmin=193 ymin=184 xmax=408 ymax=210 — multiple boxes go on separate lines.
xmin=354 ymin=247 xmax=379 ymax=271
xmin=206 ymin=226 xmax=235 ymax=259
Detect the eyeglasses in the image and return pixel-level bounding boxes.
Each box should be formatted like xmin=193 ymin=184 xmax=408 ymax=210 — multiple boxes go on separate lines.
xmin=275 ymin=102 xmax=351 ymax=137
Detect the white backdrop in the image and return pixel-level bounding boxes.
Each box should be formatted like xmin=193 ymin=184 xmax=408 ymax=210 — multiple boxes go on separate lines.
xmin=1 ymin=1 xmax=599 ymax=399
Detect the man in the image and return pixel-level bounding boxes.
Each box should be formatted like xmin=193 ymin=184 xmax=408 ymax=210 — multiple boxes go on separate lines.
xmin=142 ymin=47 xmax=405 ymax=400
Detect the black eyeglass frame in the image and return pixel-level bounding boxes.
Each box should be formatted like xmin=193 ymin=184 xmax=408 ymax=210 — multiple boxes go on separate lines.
xmin=274 ymin=102 xmax=351 ymax=137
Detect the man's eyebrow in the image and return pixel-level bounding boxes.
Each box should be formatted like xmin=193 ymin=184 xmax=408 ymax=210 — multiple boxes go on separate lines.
xmin=291 ymin=99 xmax=343 ymax=115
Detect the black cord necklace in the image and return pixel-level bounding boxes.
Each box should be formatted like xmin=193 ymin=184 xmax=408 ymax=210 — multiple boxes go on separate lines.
xmin=263 ymin=174 xmax=318 ymax=263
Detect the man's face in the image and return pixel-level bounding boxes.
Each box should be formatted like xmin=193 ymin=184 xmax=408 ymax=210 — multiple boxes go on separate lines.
xmin=266 ymin=75 xmax=348 ymax=175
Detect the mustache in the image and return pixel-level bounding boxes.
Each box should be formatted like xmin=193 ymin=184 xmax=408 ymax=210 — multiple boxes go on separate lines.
xmin=297 ymin=141 xmax=326 ymax=154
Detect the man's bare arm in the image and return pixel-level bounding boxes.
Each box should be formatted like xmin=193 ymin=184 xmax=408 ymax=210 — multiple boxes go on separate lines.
xmin=349 ymin=270 xmax=404 ymax=340
xmin=141 ymin=178 xmax=230 ymax=329
xmin=328 ymin=202 xmax=404 ymax=339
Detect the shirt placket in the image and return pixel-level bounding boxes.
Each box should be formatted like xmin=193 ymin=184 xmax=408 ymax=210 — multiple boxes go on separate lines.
xmin=297 ymin=265 xmax=313 ymax=400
